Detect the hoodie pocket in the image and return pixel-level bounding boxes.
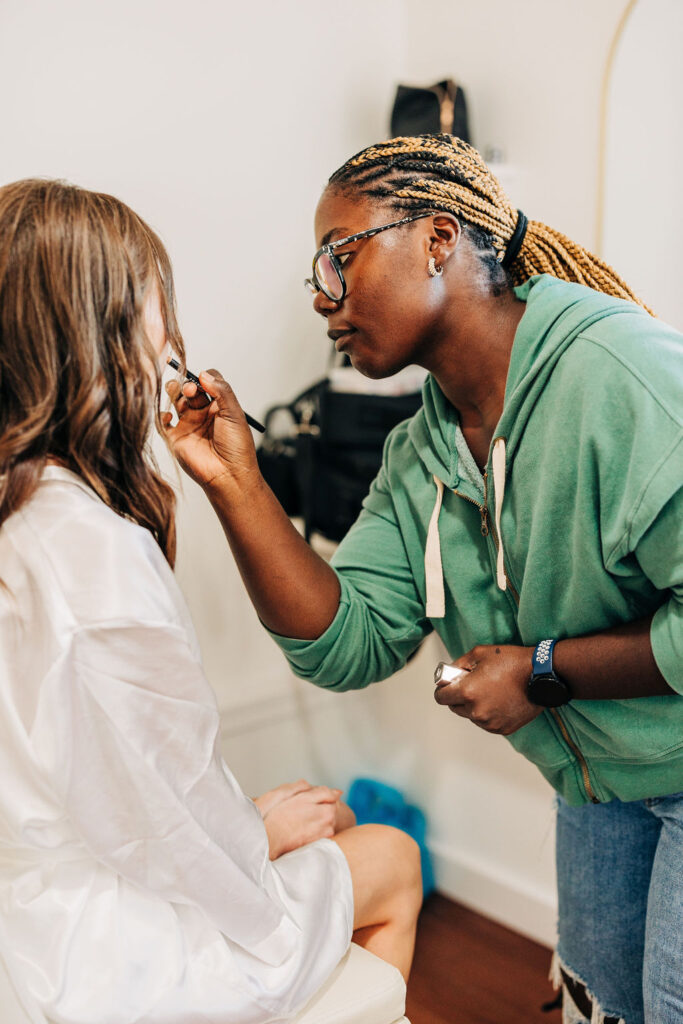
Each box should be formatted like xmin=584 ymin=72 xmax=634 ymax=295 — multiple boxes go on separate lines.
xmin=561 ymin=698 xmax=683 ymax=764
xmin=505 ymin=711 xmax=573 ymax=769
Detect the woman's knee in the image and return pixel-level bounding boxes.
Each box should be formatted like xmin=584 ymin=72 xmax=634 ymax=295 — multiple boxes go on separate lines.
xmin=383 ymin=825 xmax=422 ymax=899
xmin=356 ymin=823 xmax=420 ymax=880
xmin=332 ymin=823 xmax=422 ymax=926
xmin=390 ymin=829 xmax=423 ymax=921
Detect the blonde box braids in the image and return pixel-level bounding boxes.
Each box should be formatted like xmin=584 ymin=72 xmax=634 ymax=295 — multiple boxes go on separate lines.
xmin=329 ymin=134 xmax=651 ymax=313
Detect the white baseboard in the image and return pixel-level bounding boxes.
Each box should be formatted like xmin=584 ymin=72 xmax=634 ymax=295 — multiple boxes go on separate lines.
xmin=428 ymin=839 xmax=557 ymax=948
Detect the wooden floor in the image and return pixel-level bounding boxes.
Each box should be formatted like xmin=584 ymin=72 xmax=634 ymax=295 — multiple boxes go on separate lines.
xmin=405 ymin=894 xmax=560 ymax=1024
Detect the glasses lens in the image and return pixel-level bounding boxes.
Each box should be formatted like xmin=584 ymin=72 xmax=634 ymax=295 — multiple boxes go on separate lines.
xmin=314 ymin=252 xmax=344 ymax=301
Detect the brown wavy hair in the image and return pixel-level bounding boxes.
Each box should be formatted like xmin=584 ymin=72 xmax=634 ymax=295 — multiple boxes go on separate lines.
xmin=0 ymin=179 xmax=185 ymax=565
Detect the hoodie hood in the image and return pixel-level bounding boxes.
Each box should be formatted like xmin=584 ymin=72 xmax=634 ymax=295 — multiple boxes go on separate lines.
xmin=497 ymin=275 xmax=647 ymax=459
xmin=409 ymin=274 xmax=650 ymax=613
xmin=409 ymin=274 xmax=648 ymax=481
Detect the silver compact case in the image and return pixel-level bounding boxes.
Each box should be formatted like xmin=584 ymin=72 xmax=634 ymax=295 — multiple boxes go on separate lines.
xmin=433 ymin=662 xmax=470 ymax=686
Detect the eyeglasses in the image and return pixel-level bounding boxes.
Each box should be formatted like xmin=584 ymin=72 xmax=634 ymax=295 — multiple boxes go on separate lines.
xmin=304 ymin=211 xmax=434 ymax=302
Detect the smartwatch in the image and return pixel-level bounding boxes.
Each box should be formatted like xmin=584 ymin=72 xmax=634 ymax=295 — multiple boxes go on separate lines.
xmin=527 ymin=639 xmax=572 ymax=708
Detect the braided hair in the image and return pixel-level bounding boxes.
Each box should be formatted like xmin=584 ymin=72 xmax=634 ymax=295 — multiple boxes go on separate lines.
xmin=329 ymin=134 xmax=650 ymax=312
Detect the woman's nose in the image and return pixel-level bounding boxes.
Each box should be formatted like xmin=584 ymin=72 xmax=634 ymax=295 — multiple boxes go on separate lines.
xmin=312 ymin=289 xmax=341 ymax=318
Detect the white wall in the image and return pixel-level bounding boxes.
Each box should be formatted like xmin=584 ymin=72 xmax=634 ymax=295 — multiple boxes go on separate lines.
xmin=2 ymin=0 xmax=668 ymax=950
xmin=403 ymin=0 xmax=628 ymax=251
xmin=602 ymin=0 xmax=683 ymax=329
xmin=0 ymin=0 xmax=407 ymax=712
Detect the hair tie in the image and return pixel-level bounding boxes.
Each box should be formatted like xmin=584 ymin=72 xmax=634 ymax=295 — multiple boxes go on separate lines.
xmin=501 ymin=210 xmax=528 ymax=269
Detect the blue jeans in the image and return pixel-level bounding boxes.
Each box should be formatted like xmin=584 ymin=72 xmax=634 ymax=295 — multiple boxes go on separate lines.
xmin=556 ymin=792 xmax=683 ymax=1023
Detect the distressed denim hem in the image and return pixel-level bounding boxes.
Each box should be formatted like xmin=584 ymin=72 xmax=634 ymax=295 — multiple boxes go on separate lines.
xmin=550 ymin=950 xmax=627 ymax=1024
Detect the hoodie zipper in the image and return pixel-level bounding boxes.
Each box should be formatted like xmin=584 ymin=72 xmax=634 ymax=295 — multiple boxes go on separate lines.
xmin=549 ymin=709 xmax=599 ymax=803
xmin=491 ymin=528 xmax=599 ymax=804
xmin=452 ymin=468 xmax=599 ymax=804
xmin=453 ymin=471 xmax=490 ymax=537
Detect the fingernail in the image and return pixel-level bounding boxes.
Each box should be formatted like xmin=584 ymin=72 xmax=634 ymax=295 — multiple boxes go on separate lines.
xmin=200 ymin=371 xmax=215 ymax=383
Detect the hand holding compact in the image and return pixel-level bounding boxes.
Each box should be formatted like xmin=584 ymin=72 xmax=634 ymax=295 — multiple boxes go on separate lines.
xmin=434 ymin=644 xmax=542 ymax=735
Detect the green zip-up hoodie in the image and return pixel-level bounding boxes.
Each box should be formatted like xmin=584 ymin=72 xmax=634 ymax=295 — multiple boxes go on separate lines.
xmin=271 ymin=275 xmax=683 ymax=806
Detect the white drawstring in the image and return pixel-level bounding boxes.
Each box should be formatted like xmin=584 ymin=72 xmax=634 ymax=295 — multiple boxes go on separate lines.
xmin=492 ymin=437 xmax=507 ymax=592
xmin=425 ymin=440 xmax=508 ymax=614
xmin=425 ymin=475 xmax=445 ymax=618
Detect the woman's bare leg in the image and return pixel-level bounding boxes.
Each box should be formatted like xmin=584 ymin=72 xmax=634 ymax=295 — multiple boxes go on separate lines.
xmin=332 ymin=824 xmax=422 ymax=982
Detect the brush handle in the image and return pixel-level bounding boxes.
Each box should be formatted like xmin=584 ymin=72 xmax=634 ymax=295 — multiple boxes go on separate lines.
xmin=244 ymin=412 xmax=266 ymax=433
xmin=167 ymin=358 xmax=265 ymax=432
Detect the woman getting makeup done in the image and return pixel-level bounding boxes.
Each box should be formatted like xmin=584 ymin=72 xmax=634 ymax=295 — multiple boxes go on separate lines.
xmin=0 ymin=179 xmax=422 ymax=1024
xmin=167 ymin=134 xmax=683 ymax=1024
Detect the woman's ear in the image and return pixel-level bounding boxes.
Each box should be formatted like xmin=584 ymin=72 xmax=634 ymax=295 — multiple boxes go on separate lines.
xmin=426 ymin=213 xmax=461 ymax=267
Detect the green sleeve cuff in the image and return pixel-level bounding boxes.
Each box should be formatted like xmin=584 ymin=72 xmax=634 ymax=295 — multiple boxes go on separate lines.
xmin=264 ymin=588 xmax=351 ymax=671
xmin=263 ymin=562 xmax=428 ymax=691
xmin=651 ymin=598 xmax=683 ymax=695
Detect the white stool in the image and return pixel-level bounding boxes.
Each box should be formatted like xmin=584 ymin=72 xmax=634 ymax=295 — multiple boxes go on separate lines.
xmin=0 ymin=942 xmax=409 ymax=1024
xmin=292 ymin=943 xmax=410 ymax=1024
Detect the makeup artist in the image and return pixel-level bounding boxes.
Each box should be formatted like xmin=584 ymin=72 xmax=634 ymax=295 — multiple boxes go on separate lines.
xmin=167 ymin=134 xmax=683 ymax=1024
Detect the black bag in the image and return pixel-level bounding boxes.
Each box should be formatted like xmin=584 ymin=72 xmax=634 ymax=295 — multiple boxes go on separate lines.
xmin=390 ymin=78 xmax=470 ymax=142
xmin=257 ymin=376 xmax=423 ymax=542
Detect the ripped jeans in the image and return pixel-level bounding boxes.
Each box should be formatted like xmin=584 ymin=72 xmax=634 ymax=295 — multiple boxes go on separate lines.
xmin=555 ymin=792 xmax=683 ymax=1024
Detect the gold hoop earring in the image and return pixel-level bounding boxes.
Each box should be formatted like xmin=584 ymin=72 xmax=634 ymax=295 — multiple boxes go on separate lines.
xmin=428 ymin=257 xmax=443 ymax=278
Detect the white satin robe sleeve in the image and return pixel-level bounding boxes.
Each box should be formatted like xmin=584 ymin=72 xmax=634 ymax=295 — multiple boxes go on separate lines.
xmin=0 ymin=472 xmax=353 ymax=1024
xmin=21 ymin=618 xmax=353 ymax=1024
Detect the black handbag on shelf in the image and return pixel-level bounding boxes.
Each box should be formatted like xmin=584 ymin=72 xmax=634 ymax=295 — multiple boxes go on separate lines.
xmin=256 ymin=374 xmax=423 ymax=543
xmin=390 ymin=78 xmax=470 ymax=142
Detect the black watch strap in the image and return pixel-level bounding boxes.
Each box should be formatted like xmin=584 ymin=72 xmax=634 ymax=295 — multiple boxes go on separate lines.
xmin=532 ymin=639 xmax=557 ymax=677
xmin=527 ymin=639 xmax=572 ymax=708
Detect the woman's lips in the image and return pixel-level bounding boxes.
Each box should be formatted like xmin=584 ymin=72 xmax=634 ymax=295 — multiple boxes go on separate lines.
xmin=334 ymin=329 xmax=356 ymax=351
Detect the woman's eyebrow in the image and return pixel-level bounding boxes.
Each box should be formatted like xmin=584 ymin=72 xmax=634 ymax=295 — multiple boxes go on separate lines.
xmin=320 ymin=227 xmax=348 ymax=246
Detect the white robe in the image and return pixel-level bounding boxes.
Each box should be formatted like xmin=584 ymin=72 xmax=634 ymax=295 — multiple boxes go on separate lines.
xmin=0 ymin=467 xmax=353 ymax=1024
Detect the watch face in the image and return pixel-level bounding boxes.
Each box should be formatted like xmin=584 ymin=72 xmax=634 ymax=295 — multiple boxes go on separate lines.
xmin=528 ymin=675 xmax=571 ymax=708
